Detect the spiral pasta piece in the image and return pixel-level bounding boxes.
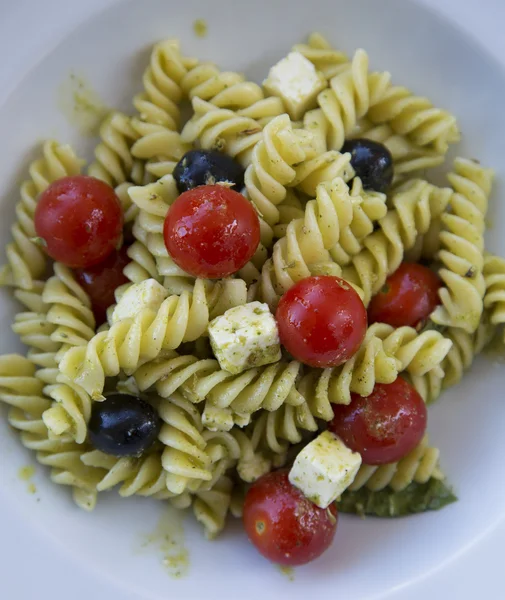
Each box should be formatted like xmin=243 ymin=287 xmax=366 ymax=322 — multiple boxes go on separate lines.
xmin=11 ymin=283 xmax=60 ymax=385
xmin=367 ymin=81 xmax=460 ymax=155
xmin=114 ymin=181 xmax=139 ymax=224
xmin=12 ymin=309 xmax=60 ymax=362
xmin=248 ymin=401 xmax=319 ymax=457
xmin=42 ymin=263 xmax=96 ymax=363
xmin=158 ymin=393 xmax=213 ymax=495
xmin=181 ymin=98 xmax=264 ymax=167
xmin=342 ymin=179 xmax=452 ymax=305
xmin=404 ymin=370 xmax=444 ymax=405
xmin=244 ymin=114 xmax=316 ymax=226
xmin=41 ymin=374 xmax=98 ymax=443
xmin=182 ymin=62 xmax=284 ymax=124
xmin=80 ymin=447 xmax=191 ymax=503
xmin=317 ymin=49 xmax=392 ymax=151
xmin=88 ymin=111 xmax=147 ymax=187
xmin=193 ymin=475 xmax=234 ymax=539
xmin=292 ymin=33 xmax=349 ymax=80
xmin=441 ymin=315 xmax=495 ymax=389
xmin=133 ymin=39 xmax=193 ymax=131
xmin=289 ymin=149 xmax=355 ymax=197
xmin=0 ymin=354 xmax=51 ymax=415
xmin=329 ymin=177 xmax=388 ymax=265
xmin=431 ymin=159 xmax=494 ymax=332
xmin=134 ymin=353 xmax=305 ymax=421
xmin=371 ymin=323 xmax=453 ymax=377
xmin=128 ymin=40 xmax=195 ymax=177
xmin=59 ymin=277 xmax=248 ymax=399
xmin=257 ymin=177 xmax=362 ymax=309
xmin=297 ymin=325 xmax=400 ymax=419
xmin=202 ymin=428 xmax=271 ymax=486
xmin=348 ymin=435 xmax=444 ymax=492
xmin=483 ymin=254 xmax=505 ymax=338
xmin=0 ymin=141 xmax=84 ymax=290
xmin=123 ymin=236 xmax=163 ymax=286
xmin=272 ymin=189 xmax=306 ymax=239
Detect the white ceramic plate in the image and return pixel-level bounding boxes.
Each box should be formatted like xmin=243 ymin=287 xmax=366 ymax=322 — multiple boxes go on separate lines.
xmin=1 ymin=0 xmax=504 ymax=598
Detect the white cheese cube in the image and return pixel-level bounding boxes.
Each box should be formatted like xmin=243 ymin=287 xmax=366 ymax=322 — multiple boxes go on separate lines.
xmin=263 ymin=52 xmax=327 ymax=120
xmin=289 ymin=431 xmax=362 ymax=508
xmin=111 ymin=279 xmax=168 ymax=323
xmin=208 ymin=301 xmax=281 ymax=375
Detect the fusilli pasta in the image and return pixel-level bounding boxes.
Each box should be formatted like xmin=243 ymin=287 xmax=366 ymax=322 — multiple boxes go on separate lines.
xmin=431 ymin=159 xmax=494 ymax=332
xmin=59 ymin=277 xmax=248 ymax=399
xmin=88 ymin=111 xmax=147 ymax=187
xmin=244 ymin=114 xmax=316 ymax=226
xmin=342 ymin=179 xmax=452 ymax=305
xmin=0 ymin=141 xmax=84 ymax=290
xmin=348 ymin=435 xmax=443 ymax=492
xmin=483 ymin=254 xmax=505 ymax=338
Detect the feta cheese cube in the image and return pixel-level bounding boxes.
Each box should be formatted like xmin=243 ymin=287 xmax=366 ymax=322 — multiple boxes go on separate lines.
xmin=289 ymin=431 xmax=362 ymax=508
xmin=263 ymin=52 xmax=327 ymax=120
xmin=112 ymin=279 xmax=168 ymax=323
xmin=208 ymin=301 xmax=281 ymax=374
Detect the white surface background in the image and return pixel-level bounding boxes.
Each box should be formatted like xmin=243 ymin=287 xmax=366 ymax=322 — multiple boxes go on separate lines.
xmin=0 ymin=0 xmax=504 ymax=598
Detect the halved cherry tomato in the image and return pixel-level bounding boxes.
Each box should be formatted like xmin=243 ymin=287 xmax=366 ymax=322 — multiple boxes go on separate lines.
xmin=276 ymin=276 xmax=367 ymax=368
xmin=34 ymin=175 xmax=123 ymax=268
xmin=163 ymin=185 xmax=260 ymax=279
xmin=329 ymin=377 xmax=427 ymax=465
xmin=243 ymin=470 xmax=338 ymax=566
xmin=368 ymin=263 xmax=442 ymax=328
xmin=74 ymin=246 xmax=130 ymax=325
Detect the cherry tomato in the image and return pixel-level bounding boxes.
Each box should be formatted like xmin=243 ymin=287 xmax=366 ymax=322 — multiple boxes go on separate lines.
xmin=368 ymin=263 xmax=442 ymax=328
xmin=329 ymin=377 xmax=427 ymax=465
xmin=276 ymin=276 xmax=367 ymax=368
xmin=243 ymin=470 xmax=338 ymax=566
xmin=34 ymin=175 xmax=123 ymax=269
xmin=163 ymin=185 xmax=260 ymax=279
xmin=75 ymin=246 xmax=130 ymax=325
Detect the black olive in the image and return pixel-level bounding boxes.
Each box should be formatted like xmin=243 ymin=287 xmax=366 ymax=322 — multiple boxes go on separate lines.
xmin=88 ymin=394 xmax=161 ymax=457
xmin=173 ymin=149 xmax=245 ymax=193
xmin=341 ymin=138 xmax=394 ymax=193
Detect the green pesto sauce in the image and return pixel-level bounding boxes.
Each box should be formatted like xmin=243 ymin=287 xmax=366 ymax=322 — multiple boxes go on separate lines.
xmin=18 ymin=465 xmax=35 ymax=481
xmin=139 ymin=507 xmax=190 ymax=578
xmin=277 ymin=565 xmax=295 ymax=581
xmin=58 ymin=72 xmax=109 ymax=136
xmin=193 ymin=19 xmax=208 ymax=38
xmin=337 ymin=478 xmax=457 ymax=518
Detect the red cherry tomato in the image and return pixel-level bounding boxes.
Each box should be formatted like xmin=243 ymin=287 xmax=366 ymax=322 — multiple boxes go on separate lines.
xmin=368 ymin=262 xmax=442 ymax=328
xmin=276 ymin=276 xmax=367 ymax=368
xmin=34 ymin=175 xmax=123 ymax=268
xmin=74 ymin=246 xmax=130 ymax=325
xmin=163 ymin=185 xmax=260 ymax=279
xmin=243 ymin=470 xmax=338 ymax=566
xmin=329 ymin=377 xmax=427 ymax=465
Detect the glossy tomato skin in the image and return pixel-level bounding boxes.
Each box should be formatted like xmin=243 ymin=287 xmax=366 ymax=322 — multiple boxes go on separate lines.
xmin=75 ymin=246 xmax=130 ymax=325
xmin=368 ymin=263 xmax=442 ymax=328
xmin=276 ymin=276 xmax=367 ymax=368
xmin=34 ymin=175 xmax=123 ymax=268
xmin=243 ymin=470 xmax=338 ymax=566
xmin=329 ymin=377 xmax=427 ymax=465
xmin=163 ymin=185 xmax=260 ymax=279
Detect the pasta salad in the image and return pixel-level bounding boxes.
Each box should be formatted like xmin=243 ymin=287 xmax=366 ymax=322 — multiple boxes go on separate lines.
xmin=0 ymin=32 xmax=503 ymax=567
